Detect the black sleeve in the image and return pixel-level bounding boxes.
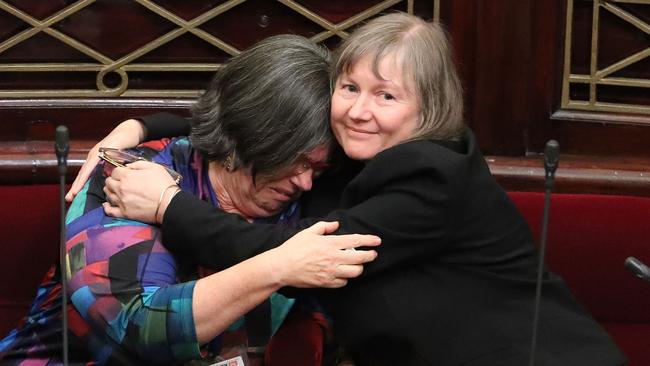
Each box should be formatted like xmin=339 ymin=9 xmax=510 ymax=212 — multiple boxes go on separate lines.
xmin=300 ymin=151 xmax=363 ymax=217
xmin=161 ymin=144 xmax=454 ymax=281
xmin=140 ymin=112 xmax=191 ymax=140
xmin=159 ymin=149 xmax=362 ymax=270
xmin=303 ymin=168 xmax=452 ymax=279
xmin=161 ymin=191 xmax=299 ymax=271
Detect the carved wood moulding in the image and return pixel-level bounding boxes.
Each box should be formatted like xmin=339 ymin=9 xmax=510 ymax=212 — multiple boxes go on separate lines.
xmin=562 ymin=0 xmax=650 ymax=119
xmin=0 ymin=0 xmax=438 ymax=98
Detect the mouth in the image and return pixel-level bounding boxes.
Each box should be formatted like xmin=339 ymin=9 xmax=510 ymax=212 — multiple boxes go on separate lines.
xmin=271 ymin=187 xmax=295 ymax=201
xmin=346 ymin=125 xmax=376 ymax=134
xmin=342 ymin=125 xmax=377 ymax=140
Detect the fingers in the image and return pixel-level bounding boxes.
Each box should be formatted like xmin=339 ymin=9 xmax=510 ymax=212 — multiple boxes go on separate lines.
xmin=340 ymin=248 xmax=378 ymax=265
xmin=104 ymin=176 xmax=118 ymax=196
xmin=332 ymin=233 xmax=381 ymax=250
xmin=335 ymin=264 xmax=365 ymax=279
xmin=314 ymin=263 xmax=365 ymax=289
xmin=103 ymin=185 xmax=119 ymax=207
xmin=321 ymin=278 xmax=348 ymax=289
xmin=305 ymin=221 xmax=339 ymax=235
xmin=303 ymin=222 xmax=381 ymax=249
xmin=102 ymin=202 xmax=126 ymax=218
xmin=104 ymin=160 xmax=157 ymax=182
xmin=67 ymin=119 xmax=146 ymax=202
xmin=276 ymin=225 xmax=381 ymax=289
xmin=327 ymin=278 xmax=348 ymax=288
xmin=65 ymin=151 xmax=100 ymax=202
xmin=108 ymin=166 xmax=128 ymax=180
xmin=124 ymin=160 xmax=155 ymax=170
xmin=321 ymin=264 xmax=365 ymax=288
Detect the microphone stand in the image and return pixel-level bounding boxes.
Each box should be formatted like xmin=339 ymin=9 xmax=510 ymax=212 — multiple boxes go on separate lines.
xmin=529 ymin=140 xmax=559 ymax=366
xmin=55 ymin=126 xmax=70 ymax=366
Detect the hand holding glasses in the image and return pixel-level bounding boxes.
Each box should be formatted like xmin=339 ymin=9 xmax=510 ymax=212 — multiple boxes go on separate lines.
xmin=98 ymin=147 xmax=183 ymax=185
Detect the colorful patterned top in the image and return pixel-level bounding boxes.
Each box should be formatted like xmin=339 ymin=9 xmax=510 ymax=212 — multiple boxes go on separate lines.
xmin=0 ymin=137 xmax=299 ymax=365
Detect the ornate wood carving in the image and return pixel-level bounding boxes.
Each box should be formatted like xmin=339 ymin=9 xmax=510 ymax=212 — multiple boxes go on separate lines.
xmin=562 ymin=0 xmax=650 ymax=117
xmin=1 ymin=0 xmax=649 ymax=195
xmin=0 ymin=0 xmax=437 ymax=98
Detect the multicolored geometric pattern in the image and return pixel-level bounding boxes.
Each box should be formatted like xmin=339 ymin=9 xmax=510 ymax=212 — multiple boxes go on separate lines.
xmin=0 ymin=266 xmax=94 ymax=366
xmin=0 ymin=137 xmax=299 ymax=365
xmin=65 ymin=210 xmax=200 ymax=365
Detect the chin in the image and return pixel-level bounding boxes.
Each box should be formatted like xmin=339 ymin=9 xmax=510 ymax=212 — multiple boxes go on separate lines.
xmin=261 ymin=203 xmax=287 ymax=216
xmin=342 ymin=144 xmax=377 ymax=161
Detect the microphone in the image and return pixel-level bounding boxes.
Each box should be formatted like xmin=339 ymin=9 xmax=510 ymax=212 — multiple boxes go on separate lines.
xmin=55 ymin=125 xmax=69 ymax=366
xmin=55 ymin=126 xmax=69 ymax=176
xmin=529 ymin=140 xmax=560 ymax=366
xmin=543 ymin=140 xmax=559 ymax=190
xmin=624 ymin=257 xmax=650 ymax=282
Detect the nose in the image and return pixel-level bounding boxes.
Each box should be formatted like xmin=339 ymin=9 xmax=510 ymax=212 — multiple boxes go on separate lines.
xmin=348 ymin=93 xmax=372 ymax=121
xmin=289 ymin=170 xmax=313 ymax=192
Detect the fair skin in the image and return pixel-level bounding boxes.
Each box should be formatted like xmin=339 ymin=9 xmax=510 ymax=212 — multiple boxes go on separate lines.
xmin=331 ymin=52 xmax=420 ymax=161
xmin=65 ymin=118 xmax=145 ymax=203
xmin=64 ymin=49 xmax=421 ymax=344
xmin=64 ymin=123 xmax=381 ymax=346
xmin=192 ymin=220 xmax=379 ymax=343
xmin=209 ymin=145 xmax=330 ymax=219
xmin=65 ymin=50 xmax=420 ymax=205
xmin=75 ymin=51 xmax=421 ymax=222
xmin=101 ymin=145 xmax=330 ymax=223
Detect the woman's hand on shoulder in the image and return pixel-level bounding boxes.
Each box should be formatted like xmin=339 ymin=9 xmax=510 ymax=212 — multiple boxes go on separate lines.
xmin=268 ymin=221 xmax=380 ymax=289
xmin=65 ymin=119 xmax=146 ymax=202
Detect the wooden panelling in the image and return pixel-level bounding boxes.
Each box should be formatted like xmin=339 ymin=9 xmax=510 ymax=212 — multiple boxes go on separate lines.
xmin=488 ymin=154 xmax=650 ymax=197
xmin=0 ymin=99 xmax=191 ymax=141
xmin=1 ymin=0 xmax=649 ymax=195
xmin=0 ymin=0 xmax=435 ymax=97
xmin=0 ymin=0 xmax=437 ymax=182
xmin=562 ymin=0 xmax=650 ymax=116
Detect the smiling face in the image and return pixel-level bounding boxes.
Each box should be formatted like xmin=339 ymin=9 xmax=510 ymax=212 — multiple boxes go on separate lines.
xmin=330 ymin=52 xmax=421 ymax=161
xmin=213 ymin=145 xmax=331 ymax=218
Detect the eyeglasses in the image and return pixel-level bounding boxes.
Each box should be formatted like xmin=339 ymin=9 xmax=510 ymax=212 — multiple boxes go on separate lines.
xmin=98 ymin=147 xmax=143 ymax=168
xmin=98 ymin=147 xmax=183 ymax=184
xmin=284 ymin=156 xmax=333 ymax=179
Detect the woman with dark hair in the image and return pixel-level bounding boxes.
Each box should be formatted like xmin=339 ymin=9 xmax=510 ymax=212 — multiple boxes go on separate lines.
xmin=68 ymin=12 xmax=624 ymax=366
xmin=0 ymin=35 xmax=379 ymax=366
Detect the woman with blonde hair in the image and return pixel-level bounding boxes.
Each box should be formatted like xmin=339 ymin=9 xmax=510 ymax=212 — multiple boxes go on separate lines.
xmin=70 ymin=12 xmax=625 ymax=366
xmin=0 ymin=35 xmax=379 ymax=366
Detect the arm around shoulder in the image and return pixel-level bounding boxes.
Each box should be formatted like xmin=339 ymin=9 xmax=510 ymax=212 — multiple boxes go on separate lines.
xmin=161 ymin=190 xmax=297 ymax=270
xmin=140 ymin=112 xmax=191 ymax=140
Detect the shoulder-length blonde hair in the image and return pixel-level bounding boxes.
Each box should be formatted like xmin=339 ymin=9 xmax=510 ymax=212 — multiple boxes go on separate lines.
xmin=332 ymin=12 xmax=464 ymax=140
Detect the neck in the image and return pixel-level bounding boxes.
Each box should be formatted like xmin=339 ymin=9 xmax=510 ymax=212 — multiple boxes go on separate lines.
xmin=207 ymin=161 xmax=249 ymax=219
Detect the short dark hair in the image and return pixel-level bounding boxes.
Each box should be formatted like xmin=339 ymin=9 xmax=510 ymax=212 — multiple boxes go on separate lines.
xmin=190 ymin=34 xmax=333 ymax=178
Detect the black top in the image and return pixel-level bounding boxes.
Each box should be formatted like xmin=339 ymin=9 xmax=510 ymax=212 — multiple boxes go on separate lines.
xmin=142 ymin=113 xmax=626 ymax=366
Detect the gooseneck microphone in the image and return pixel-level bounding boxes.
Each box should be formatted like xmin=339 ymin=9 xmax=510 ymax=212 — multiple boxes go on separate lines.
xmin=624 ymin=257 xmax=650 ymax=283
xmin=56 ymin=126 xmax=69 ymax=175
xmin=543 ymin=140 xmax=559 ymax=189
xmin=529 ymin=140 xmax=560 ymax=366
xmin=55 ymin=125 xmax=69 ymax=366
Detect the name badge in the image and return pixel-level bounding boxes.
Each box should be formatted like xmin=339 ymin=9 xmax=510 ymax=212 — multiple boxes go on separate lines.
xmin=209 ymin=356 xmax=245 ymax=366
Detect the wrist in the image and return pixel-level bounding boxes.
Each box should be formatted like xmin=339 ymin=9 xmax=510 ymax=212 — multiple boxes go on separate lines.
xmin=123 ymin=118 xmax=147 ymax=143
xmin=156 ymin=184 xmax=181 ymax=224
xmin=260 ymin=248 xmax=287 ymax=288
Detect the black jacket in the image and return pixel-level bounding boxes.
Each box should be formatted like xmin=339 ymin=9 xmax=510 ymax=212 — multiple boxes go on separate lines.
xmin=143 ymin=113 xmax=626 ymax=366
